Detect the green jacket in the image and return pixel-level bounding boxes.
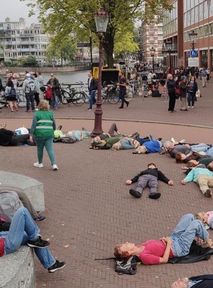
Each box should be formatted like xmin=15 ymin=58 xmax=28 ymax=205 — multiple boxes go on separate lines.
xmin=31 ymin=110 xmax=56 ymax=138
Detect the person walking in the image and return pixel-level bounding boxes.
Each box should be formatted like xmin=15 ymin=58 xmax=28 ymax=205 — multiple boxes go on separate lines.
xmin=5 ymin=76 xmax=18 ymax=112
xmin=118 ymin=72 xmax=129 ymax=109
xmin=179 ymin=76 xmax=188 ymax=111
xmin=167 ymin=74 xmax=176 ymax=112
xmin=201 ymin=68 xmax=207 ymax=88
xmin=30 ymin=99 xmax=58 ymax=171
xmin=22 ymin=73 xmax=36 ymax=112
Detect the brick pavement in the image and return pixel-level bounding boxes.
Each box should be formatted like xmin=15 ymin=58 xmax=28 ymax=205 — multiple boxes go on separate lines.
xmin=0 ymin=81 xmax=213 ymax=288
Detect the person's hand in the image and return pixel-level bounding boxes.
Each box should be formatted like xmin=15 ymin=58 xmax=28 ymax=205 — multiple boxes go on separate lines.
xmin=168 ymin=180 xmax=174 ymax=186
xmin=181 ymin=180 xmax=186 ymax=185
xmin=161 ymin=237 xmax=172 ymax=244
xmin=126 ymin=179 xmax=132 ymax=185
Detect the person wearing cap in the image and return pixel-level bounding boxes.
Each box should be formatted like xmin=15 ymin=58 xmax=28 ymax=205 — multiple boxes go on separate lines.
xmin=126 ymin=162 xmax=173 ymax=199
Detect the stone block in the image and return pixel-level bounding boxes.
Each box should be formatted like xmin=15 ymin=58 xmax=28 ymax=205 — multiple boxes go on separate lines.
xmin=0 ymin=171 xmax=45 ymax=212
xmin=0 ymin=246 xmax=35 ymax=288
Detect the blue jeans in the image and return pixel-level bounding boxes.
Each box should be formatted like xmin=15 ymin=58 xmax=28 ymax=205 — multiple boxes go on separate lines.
xmin=0 ymin=207 xmax=55 ymax=269
xmin=36 ymin=137 xmax=56 ymax=165
xmin=88 ymin=90 xmax=96 ymax=109
xmin=191 ymin=143 xmax=210 ymax=153
xmin=171 ymin=213 xmax=208 ymax=257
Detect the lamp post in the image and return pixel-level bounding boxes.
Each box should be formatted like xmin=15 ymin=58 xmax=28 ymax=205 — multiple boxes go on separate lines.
xmin=92 ymin=9 xmax=109 ymax=136
xmin=150 ymin=47 xmax=155 ymax=72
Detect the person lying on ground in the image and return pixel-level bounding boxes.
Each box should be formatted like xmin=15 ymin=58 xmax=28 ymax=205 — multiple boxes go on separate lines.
xmin=126 ymin=162 xmax=173 ymax=199
xmin=130 ymin=132 xmax=161 ymax=145
xmin=111 ymin=137 xmax=140 ymax=151
xmin=171 ymin=274 xmax=213 ymax=288
xmin=0 ymin=127 xmax=34 ymax=146
xmin=54 ymin=126 xmax=91 ymax=143
xmin=181 ymin=158 xmax=213 ymax=174
xmin=114 ymin=213 xmax=212 ymax=266
xmin=90 ymin=135 xmax=122 ymax=150
xmin=0 ymin=207 xmax=65 ymax=273
xmin=164 ymin=141 xmax=212 ymax=159
xmin=181 ymin=167 xmax=213 ymax=197
xmin=133 ymin=139 xmax=162 ymax=154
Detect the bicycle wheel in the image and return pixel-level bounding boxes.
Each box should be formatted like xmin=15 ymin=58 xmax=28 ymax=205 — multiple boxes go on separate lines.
xmin=72 ymin=92 xmax=86 ymax=106
xmin=61 ymin=90 xmax=71 ymax=104
xmin=108 ymin=91 xmax=120 ymax=104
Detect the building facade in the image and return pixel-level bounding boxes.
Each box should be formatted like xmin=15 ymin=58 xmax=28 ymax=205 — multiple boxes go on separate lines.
xmin=139 ymin=19 xmax=164 ymax=67
xmin=163 ymin=0 xmax=213 ymax=70
xmin=0 ymin=18 xmax=49 ymax=65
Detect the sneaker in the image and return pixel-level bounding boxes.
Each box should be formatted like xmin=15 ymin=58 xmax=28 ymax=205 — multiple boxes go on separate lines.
xmin=149 ymin=193 xmax=161 ymax=200
xmin=129 ymin=189 xmax=142 ymax=198
xmin=204 ymin=189 xmax=212 ymax=198
xmin=52 ymin=164 xmax=58 ymax=171
xmin=27 ymin=236 xmax=49 ymax=248
xmin=48 ymin=260 xmax=66 ymax=273
xmin=33 ymin=162 xmax=44 ymax=168
xmin=34 ymin=214 xmax=46 ymax=221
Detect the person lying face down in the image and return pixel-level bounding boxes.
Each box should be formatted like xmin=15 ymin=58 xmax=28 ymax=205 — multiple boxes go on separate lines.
xmin=114 ymin=214 xmax=212 ymax=266
xmin=171 ymin=275 xmax=213 ymax=288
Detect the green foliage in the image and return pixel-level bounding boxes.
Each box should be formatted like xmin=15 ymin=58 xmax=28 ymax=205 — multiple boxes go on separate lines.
xmin=19 ymin=56 xmax=38 ymax=67
xmin=47 ymin=36 xmax=77 ymax=63
xmin=21 ymin=0 xmax=172 ymax=67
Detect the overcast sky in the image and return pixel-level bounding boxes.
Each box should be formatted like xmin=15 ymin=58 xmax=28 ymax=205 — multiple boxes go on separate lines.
xmin=0 ymin=0 xmax=38 ymax=24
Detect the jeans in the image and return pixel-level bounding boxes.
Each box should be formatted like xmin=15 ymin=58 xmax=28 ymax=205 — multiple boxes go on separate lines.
xmin=88 ymin=90 xmax=96 ymax=109
xmin=0 ymin=207 xmax=55 ymax=269
xmin=26 ymin=93 xmax=35 ymax=111
xmin=187 ymin=93 xmax=196 ymax=107
xmin=191 ymin=143 xmax=210 ymax=153
xmin=35 ymin=137 xmax=56 ymax=165
xmin=171 ymin=213 xmax=208 ymax=257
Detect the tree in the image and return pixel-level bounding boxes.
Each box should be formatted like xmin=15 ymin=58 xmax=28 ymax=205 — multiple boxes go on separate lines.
xmin=19 ymin=56 xmax=38 ymax=67
xmin=21 ymin=0 xmax=172 ymax=67
xmin=47 ymin=36 xmax=76 ymax=65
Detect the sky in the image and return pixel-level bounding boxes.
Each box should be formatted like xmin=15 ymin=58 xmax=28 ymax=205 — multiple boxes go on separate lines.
xmin=0 ymin=0 xmax=38 ymax=24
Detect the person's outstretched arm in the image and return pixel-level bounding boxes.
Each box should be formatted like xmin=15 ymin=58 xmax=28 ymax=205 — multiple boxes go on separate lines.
xmin=158 ymin=171 xmax=173 ymax=185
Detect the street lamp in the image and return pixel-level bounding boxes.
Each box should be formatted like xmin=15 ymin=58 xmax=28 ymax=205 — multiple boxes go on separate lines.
xmin=150 ymin=47 xmax=155 ymax=72
xmin=92 ymin=9 xmax=109 ymax=136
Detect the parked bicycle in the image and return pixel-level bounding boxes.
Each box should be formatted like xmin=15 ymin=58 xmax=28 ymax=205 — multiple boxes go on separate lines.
xmin=102 ymin=82 xmax=120 ymax=104
xmin=60 ymin=83 xmax=87 ymax=106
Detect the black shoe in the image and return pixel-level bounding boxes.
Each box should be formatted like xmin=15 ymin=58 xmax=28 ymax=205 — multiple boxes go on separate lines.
xmin=119 ymin=107 xmax=123 ymax=109
xmin=149 ymin=193 xmax=161 ymax=200
xmin=34 ymin=214 xmax=46 ymax=221
xmin=132 ymin=151 xmax=138 ymax=154
xmin=48 ymin=260 xmax=66 ymax=273
xmin=204 ymin=189 xmax=212 ymax=198
xmin=126 ymin=101 xmax=129 ymax=107
xmin=27 ymin=236 xmax=49 ymax=248
xmin=129 ymin=189 xmax=142 ymax=198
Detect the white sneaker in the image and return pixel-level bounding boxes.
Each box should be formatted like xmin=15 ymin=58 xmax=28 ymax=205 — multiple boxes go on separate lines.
xmin=52 ymin=164 xmax=58 ymax=171
xmin=33 ymin=162 xmax=44 ymax=168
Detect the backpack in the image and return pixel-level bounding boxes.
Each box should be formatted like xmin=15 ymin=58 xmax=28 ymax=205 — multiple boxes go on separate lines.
xmin=0 ymin=214 xmax=10 ymax=231
xmin=25 ymin=79 xmax=36 ymax=94
xmin=0 ymin=191 xmax=23 ymax=221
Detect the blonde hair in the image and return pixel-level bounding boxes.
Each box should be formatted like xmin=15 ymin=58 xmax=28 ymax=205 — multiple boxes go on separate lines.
xmin=38 ymin=100 xmax=50 ymax=111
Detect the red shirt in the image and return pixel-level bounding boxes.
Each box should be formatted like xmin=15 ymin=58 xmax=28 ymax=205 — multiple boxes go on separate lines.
xmin=138 ymin=240 xmax=173 ymax=265
xmin=0 ymin=238 xmax=5 ymax=257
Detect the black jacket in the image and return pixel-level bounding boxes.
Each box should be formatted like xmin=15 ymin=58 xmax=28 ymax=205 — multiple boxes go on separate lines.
xmin=131 ymin=168 xmax=170 ymax=184
xmin=190 ymin=275 xmax=213 ymax=288
xmin=167 ymin=79 xmax=176 ymax=93
xmin=88 ymin=78 xmax=97 ymax=92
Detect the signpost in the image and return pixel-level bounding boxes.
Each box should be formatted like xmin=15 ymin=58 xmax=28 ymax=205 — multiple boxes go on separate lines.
xmin=188 ymin=57 xmax=199 ymax=67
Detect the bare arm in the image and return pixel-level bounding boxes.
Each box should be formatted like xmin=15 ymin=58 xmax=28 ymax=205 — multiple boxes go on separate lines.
xmin=159 ymin=237 xmax=172 ymax=264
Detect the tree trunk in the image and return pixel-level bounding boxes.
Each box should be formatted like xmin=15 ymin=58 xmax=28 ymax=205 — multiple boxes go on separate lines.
xmin=103 ymin=27 xmax=115 ymax=68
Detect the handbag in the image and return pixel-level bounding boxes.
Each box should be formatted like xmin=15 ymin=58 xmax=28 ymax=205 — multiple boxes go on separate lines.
xmin=175 ymin=87 xmax=181 ymax=99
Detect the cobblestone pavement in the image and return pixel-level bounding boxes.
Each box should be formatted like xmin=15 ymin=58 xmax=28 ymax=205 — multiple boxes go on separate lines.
xmin=0 ymin=80 xmax=213 ymax=288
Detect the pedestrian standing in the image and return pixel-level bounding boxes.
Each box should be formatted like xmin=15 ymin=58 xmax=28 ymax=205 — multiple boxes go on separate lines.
xmin=118 ymin=72 xmax=129 ymax=109
xmin=5 ymin=76 xmax=18 ymax=112
xmin=34 ymin=73 xmax=40 ymax=107
xmin=201 ymin=68 xmax=207 ymax=88
xmin=22 ymin=73 xmax=36 ymax=112
xmin=30 ymin=100 xmax=58 ymax=171
xmin=179 ymin=76 xmax=188 ymax=111
xmin=47 ymin=74 xmax=61 ymax=109
xmin=187 ymin=76 xmax=198 ymax=109
xmin=88 ymin=72 xmax=97 ymax=110
xmin=167 ymin=74 xmax=176 ymax=112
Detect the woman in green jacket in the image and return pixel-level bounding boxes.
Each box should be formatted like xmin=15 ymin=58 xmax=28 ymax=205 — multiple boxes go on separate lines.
xmin=31 ymin=100 xmax=58 ymax=170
